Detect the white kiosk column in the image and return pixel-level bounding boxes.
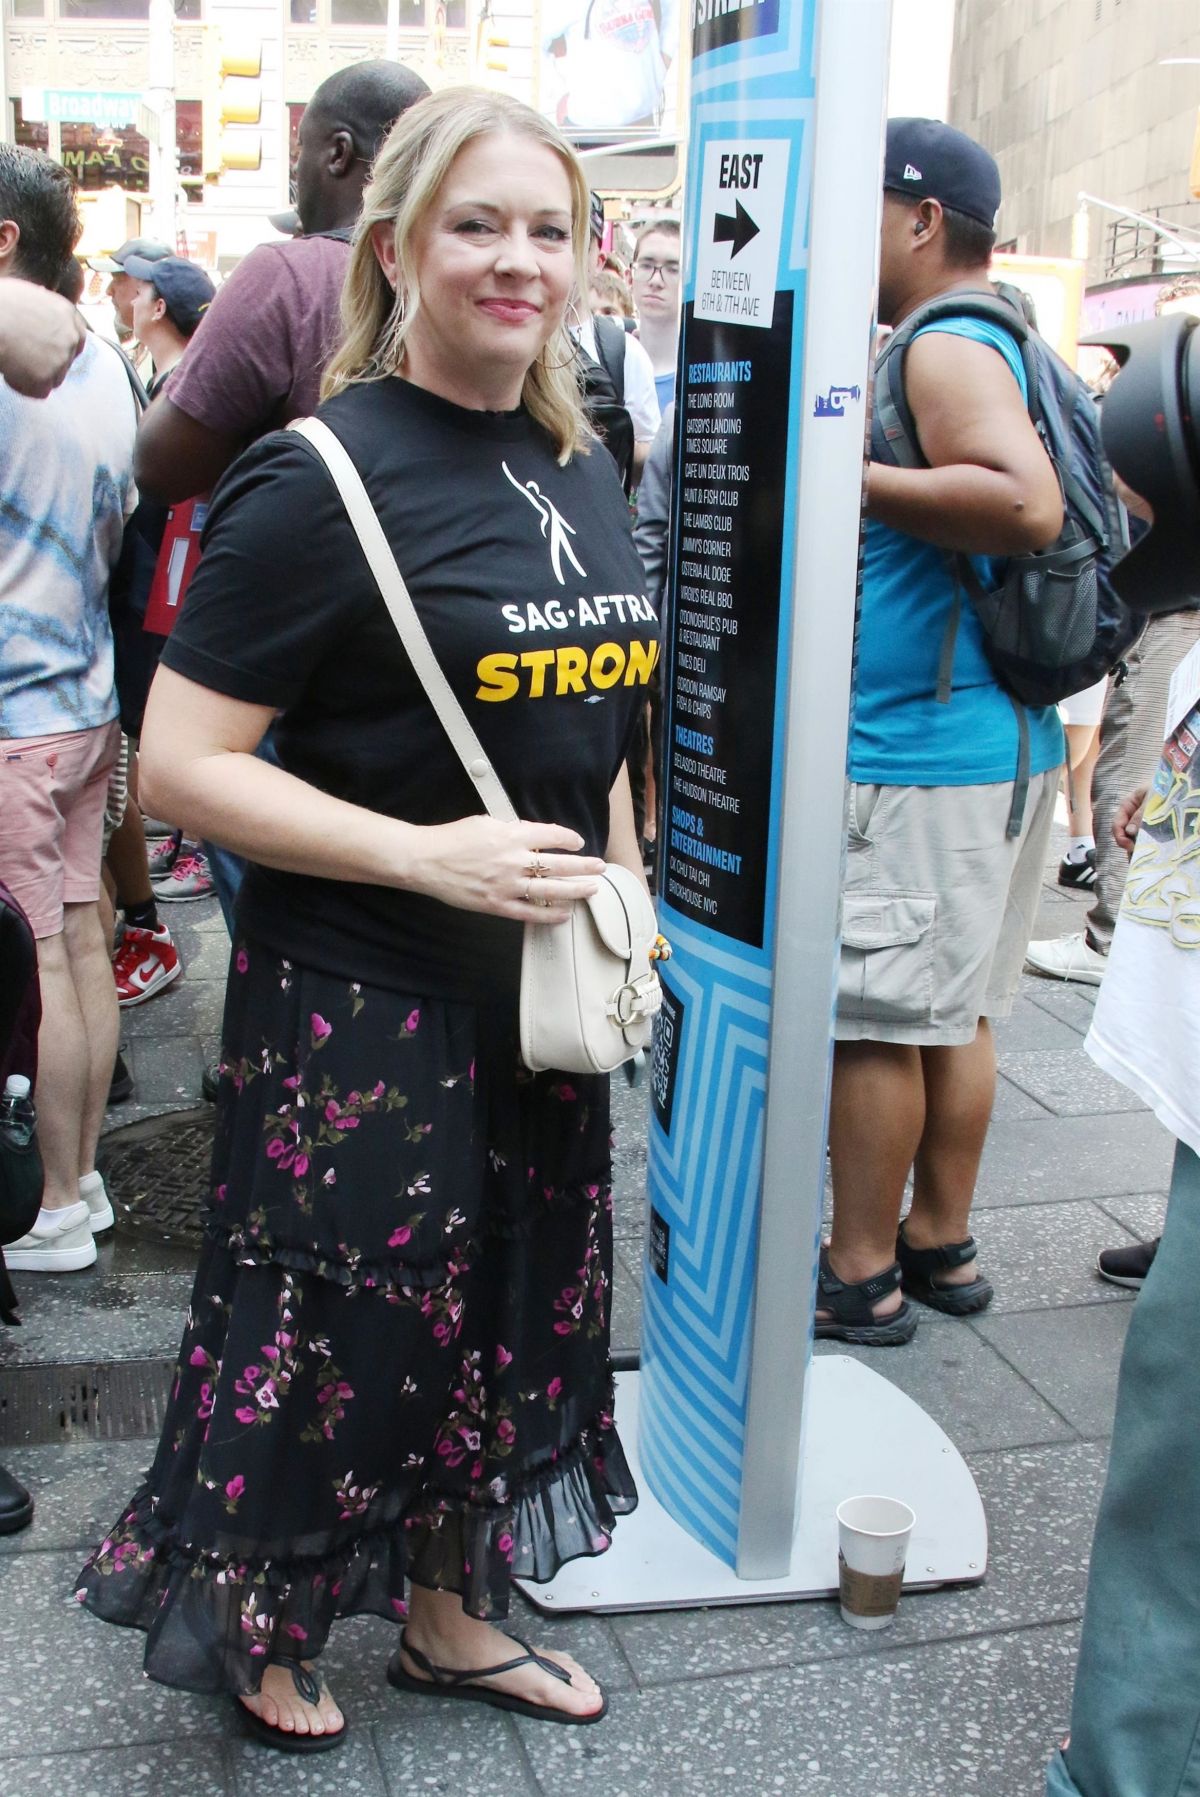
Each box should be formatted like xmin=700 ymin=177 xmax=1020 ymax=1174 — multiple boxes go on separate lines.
xmin=520 ymin=0 xmax=988 ymax=1615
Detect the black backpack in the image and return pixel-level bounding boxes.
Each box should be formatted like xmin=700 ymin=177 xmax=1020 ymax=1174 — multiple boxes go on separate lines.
xmin=578 ymin=314 xmax=635 ymax=496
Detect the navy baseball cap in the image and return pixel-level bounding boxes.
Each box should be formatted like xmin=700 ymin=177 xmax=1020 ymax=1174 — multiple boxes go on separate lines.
xmin=87 ymin=236 xmax=173 ymax=275
xmin=884 ymin=118 xmax=1001 ymax=231
xmin=122 ymin=254 xmax=216 ymax=337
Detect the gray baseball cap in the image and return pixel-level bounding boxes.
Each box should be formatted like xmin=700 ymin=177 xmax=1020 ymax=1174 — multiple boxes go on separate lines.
xmin=86 ymin=236 xmax=173 ymax=276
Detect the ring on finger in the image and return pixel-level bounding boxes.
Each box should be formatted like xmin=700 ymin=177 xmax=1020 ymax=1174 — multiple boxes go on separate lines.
xmin=528 ymin=851 xmax=546 ymax=879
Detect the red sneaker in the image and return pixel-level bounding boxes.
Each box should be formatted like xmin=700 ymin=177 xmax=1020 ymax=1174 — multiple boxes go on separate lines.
xmin=113 ymin=923 xmax=182 ymax=1008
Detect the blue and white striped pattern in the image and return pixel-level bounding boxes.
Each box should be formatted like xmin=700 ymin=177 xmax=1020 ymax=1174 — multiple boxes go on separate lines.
xmin=641 ymin=914 xmax=771 ymax=1564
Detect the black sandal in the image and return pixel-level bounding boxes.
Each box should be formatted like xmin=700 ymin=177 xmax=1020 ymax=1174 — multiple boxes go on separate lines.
xmin=896 ymin=1225 xmax=994 ymax=1315
xmin=814 ymin=1245 xmax=917 ymax=1346
xmin=235 ymin=1662 xmax=347 ymax=1754
xmin=388 ymin=1630 xmax=608 ymax=1725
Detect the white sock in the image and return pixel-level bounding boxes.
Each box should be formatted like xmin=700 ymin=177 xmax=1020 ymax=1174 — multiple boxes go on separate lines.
xmin=1066 ymin=836 xmax=1095 ymax=861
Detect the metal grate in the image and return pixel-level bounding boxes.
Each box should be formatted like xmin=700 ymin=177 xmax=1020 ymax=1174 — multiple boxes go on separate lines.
xmin=0 ymin=1358 xmax=174 ymax=1447
xmin=98 ymin=1108 xmax=216 ymax=1249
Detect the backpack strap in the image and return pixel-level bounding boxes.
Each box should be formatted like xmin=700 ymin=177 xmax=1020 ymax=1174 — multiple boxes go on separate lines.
xmin=1005 ymin=696 xmax=1030 ymax=839
xmin=593 ymin=314 xmax=627 ymax=407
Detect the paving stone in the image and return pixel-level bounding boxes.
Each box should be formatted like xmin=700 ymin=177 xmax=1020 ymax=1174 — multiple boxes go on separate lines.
xmin=814 ymin=1323 xmax=1076 ymax=1453
xmin=972 ymin=1112 xmax=1174 ymax=1208
xmin=1019 ymin=973 xmax=1100 ymax=1032
xmin=975 ymin=1303 xmax=1133 ymax=1438
xmin=230 ymin=1731 xmax=387 ymax=1795
xmin=119 ymin=978 xmax=226 ymax=1041
xmin=374 ymin=1708 xmax=536 ymax=1797
xmin=1002 ymin=1048 xmax=1147 ymax=1117
xmin=0 ymin=1551 xmax=230 ymax=1755
xmin=517 ymin=1624 xmax=1080 ymax=1796
xmin=992 ymin=996 xmax=1085 ymax=1054
xmin=989 ymin=1074 xmax=1053 ymax=1121
xmin=124 ymin=1036 xmax=208 ymax=1105
xmin=974 ymin=1199 xmax=1139 ymax=1313
xmin=611 ymin=1439 xmax=1107 ymax=1684
xmin=0 ymin=1740 xmax=233 ymax=1796
xmin=103 ymin=1096 xmax=204 ymax=1135
xmin=1093 ymin=1190 xmax=1169 ymax=1244
xmin=159 ymin=930 xmax=232 ymax=982
xmin=0 ymin=1268 xmax=191 ymax=1367
xmin=0 ymin=1438 xmax=151 ymax=1557
xmin=611 ymin=1244 xmax=644 ymax=1359
xmin=610 ymin=1077 xmax=649 ymax=1243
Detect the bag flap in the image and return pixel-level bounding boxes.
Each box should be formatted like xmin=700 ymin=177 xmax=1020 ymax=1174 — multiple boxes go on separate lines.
xmin=841 ymin=892 xmax=935 ymax=952
xmin=586 ymin=866 xmax=656 ymax=961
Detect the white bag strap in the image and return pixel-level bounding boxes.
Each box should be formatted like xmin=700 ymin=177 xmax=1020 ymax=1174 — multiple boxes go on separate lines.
xmin=288 ymin=414 xmax=518 ymax=824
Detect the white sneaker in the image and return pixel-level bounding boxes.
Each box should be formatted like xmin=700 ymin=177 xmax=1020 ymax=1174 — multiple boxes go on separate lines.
xmin=1024 ymin=931 xmax=1107 ymax=986
xmin=79 ymin=1170 xmax=114 ymax=1234
xmin=5 ymin=1201 xmax=97 ymax=1272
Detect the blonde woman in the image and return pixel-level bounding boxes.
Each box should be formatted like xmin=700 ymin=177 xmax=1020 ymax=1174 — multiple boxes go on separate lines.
xmin=76 ymin=89 xmax=656 ymax=1752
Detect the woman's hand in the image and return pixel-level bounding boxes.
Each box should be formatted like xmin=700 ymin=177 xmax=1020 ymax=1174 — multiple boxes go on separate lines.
xmin=1113 ymin=785 xmax=1149 ymax=857
xmin=407 ymin=817 xmax=604 ymax=924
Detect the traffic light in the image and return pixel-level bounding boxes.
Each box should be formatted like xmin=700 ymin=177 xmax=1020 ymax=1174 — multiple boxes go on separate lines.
xmin=201 ymin=26 xmax=263 ymax=178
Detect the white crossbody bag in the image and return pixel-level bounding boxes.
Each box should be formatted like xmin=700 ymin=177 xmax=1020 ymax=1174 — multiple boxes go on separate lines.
xmin=289 ymin=417 xmax=662 ymax=1076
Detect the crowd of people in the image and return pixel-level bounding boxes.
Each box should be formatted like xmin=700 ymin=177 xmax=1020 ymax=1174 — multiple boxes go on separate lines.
xmin=0 ymin=70 xmax=1193 ymax=1793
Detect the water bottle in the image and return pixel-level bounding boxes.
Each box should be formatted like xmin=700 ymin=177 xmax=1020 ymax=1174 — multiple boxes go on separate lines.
xmin=0 ymin=1073 xmax=36 ymax=1149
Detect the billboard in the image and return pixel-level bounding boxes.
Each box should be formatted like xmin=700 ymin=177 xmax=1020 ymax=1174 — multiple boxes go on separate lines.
xmin=538 ymin=0 xmax=683 ymax=138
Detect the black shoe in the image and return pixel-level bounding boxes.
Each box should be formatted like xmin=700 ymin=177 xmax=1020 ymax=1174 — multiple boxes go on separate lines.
xmin=108 ymin=1051 xmax=134 ymax=1105
xmin=1096 ymin=1237 xmax=1159 ymax=1289
xmin=0 ymin=1464 xmax=34 ymax=1535
xmin=201 ymin=1060 xmax=220 ymax=1104
xmin=1058 ymin=849 xmax=1097 ymax=889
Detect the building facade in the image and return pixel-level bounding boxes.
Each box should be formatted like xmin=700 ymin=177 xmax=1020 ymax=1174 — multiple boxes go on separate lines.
xmin=0 ymin=0 xmax=474 ymax=264
xmin=948 ymin=0 xmax=1200 ymax=288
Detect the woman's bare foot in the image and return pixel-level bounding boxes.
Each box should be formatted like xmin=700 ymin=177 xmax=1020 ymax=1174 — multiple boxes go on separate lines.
xmin=401 ymin=1587 xmax=603 ymax=1720
xmin=238 ymin=1662 xmax=345 ymax=1738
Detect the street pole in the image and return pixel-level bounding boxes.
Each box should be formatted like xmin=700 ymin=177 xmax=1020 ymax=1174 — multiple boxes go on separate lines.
xmin=146 ymin=0 xmax=178 ymax=247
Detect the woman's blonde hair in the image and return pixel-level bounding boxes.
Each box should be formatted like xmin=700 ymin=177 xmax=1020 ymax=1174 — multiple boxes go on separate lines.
xmin=322 ymin=87 xmax=593 ymax=464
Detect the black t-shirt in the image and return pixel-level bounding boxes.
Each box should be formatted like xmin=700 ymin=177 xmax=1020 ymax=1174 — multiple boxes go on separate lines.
xmin=160 ymin=377 xmax=658 ymax=999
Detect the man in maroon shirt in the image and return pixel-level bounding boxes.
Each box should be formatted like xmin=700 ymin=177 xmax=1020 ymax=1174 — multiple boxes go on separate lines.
xmin=135 ymin=58 xmax=429 ymax=502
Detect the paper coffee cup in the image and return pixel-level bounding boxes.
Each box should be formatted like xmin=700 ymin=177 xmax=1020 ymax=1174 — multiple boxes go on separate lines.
xmin=836 ymin=1494 xmax=915 ymax=1630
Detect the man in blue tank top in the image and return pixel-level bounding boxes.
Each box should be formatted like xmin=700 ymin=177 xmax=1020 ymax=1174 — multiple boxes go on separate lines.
xmin=818 ymin=119 xmax=1065 ymax=1346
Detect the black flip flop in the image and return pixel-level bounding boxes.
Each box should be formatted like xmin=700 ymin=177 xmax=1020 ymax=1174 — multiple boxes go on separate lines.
xmin=388 ymin=1630 xmax=608 ymax=1725
xmin=235 ymin=1662 xmax=348 ymax=1754
xmin=896 ymin=1226 xmax=994 ymax=1316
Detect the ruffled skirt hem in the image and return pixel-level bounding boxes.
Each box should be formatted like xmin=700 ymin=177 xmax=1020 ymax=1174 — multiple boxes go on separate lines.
xmin=75 ymin=1408 xmax=637 ymax=1696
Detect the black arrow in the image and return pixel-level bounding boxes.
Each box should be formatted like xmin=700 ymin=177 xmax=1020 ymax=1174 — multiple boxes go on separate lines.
xmin=713 ymin=199 xmax=760 ymax=258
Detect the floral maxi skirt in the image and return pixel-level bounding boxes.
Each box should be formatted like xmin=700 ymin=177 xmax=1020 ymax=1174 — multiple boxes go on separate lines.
xmin=75 ymin=941 xmax=637 ymax=1694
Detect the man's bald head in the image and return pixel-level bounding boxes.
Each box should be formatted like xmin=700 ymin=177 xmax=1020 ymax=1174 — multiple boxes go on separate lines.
xmin=295 ymin=59 xmax=430 ymax=235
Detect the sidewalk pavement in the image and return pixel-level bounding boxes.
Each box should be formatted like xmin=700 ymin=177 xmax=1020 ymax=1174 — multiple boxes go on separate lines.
xmin=0 ymin=834 xmax=1171 ymax=1797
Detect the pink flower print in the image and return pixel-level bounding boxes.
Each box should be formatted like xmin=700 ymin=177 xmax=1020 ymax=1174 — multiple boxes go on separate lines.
xmin=266 ymin=1138 xmax=287 ymax=1162
xmin=285 ymin=1623 xmax=308 ymax=1640
xmin=557 ymin=1083 xmax=578 ymax=1102
xmin=495 ymin=1345 xmax=513 ymax=1371
xmin=547 ymin=1377 xmax=563 ymax=1401
xmin=189 ymin=1346 xmax=209 ymax=1367
xmin=325 ymin=1100 xmax=340 ymax=1122
xmin=335 ymin=1115 xmax=359 ymax=1130
xmin=373 ymin=1080 xmax=386 ymax=1098
xmin=293 ymin=1154 xmax=310 ymax=1178
xmin=388 ymin=1225 xmax=412 ymax=1248
xmin=214 ymin=1183 xmax=227 ymax=1204
xmin=496 ymin=1417 xmax=516 ymax=1444
xmin=468 ymin=1058 xmax=476 ymax=1082
xmin=235 ymin=948 xmax=249 ymax=974
xmin=281 ymin=1073 xmax=301 ymax=1090
xmin=234 ymin=1406 xmax=257 ymax=1426
xmin=225 ymin=1475 xmax=245 ymax=1503
xmin=390 ymin=1597 xmax=409 ymax=1618
xmin=497 ymin=1532 xmax=515 ymax=1560
xmin=553 ymin=1321 xmax=573 ymax=1336
xmin=311 ymin=1013 xmax=332 ymax=1044
xmin=322 ymin=1168 xmax=337 ymax=1187
xmin=405 ymin=1008 xmax=421 ymax=1034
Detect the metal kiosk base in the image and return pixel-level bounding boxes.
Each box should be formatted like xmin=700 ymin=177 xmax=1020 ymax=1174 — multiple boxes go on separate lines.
xmin=516 ymin=1358 xmax=987 ymax=1614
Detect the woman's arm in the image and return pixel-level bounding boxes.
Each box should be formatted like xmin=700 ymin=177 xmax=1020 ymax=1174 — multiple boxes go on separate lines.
xmin=139 ymin=666 xmax=604 ymax=924
xmin=605 ymin=763 xmax=651 ymax=895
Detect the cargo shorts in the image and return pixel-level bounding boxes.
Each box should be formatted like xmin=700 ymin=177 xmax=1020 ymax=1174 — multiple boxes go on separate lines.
xmin=834 ymin=769 xmax=1060 ymax=1047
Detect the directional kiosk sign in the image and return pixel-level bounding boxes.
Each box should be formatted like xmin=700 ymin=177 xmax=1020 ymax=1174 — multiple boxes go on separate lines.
xmin=520 ymin=0 xmax=987 ymax=1615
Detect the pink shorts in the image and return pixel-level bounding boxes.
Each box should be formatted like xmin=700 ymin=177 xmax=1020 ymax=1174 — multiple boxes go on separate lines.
xmin=0 ymin=721 xmax=120 ymax=938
